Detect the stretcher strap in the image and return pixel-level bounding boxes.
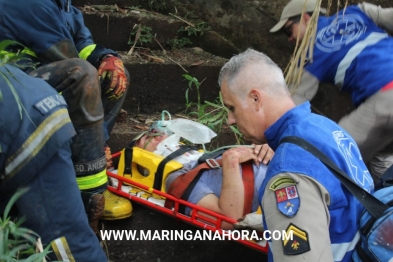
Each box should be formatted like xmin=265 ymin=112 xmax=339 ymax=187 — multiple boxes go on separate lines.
xmin=154 ymin=145 xmax=198 ymax=190
xmin=241 ymin=161 xmax=254 ymax=216
xmin=123 ymin=140 xmax=137 ymax=175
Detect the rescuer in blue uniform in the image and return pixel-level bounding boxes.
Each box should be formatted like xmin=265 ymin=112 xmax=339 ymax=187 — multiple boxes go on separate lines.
xmin=218 ymin=49 xmax=373 ymax=262
xmin=0 ymin=64 xmax=107 ymax=261
xmin=0 ymin=0 xmax=132 ymax=223
xmin=270 ymin=0 xmax=393 ymax=182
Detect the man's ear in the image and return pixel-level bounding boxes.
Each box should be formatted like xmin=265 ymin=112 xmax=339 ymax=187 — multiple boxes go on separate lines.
xmin=250 ymin=89 xmax=262 ymax=110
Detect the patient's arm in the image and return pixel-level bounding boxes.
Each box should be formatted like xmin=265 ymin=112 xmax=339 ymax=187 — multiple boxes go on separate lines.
xmin=195 ymin=147 xmax=257 ymax=229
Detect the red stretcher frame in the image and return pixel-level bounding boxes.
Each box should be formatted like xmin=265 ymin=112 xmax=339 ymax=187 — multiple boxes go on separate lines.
xmin=107 ymin=152 xmax=268 ymax=254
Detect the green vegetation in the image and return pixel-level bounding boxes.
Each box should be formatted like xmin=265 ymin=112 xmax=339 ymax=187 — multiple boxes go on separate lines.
xmin=178 ymin=22 xmax=211 ymax=37
xmin=127 ymin=25 xmax=153 ymax=46
xmin=183 ymin=74 xmax=244 ymax=145
xmin=0 ymin=188 xmax=51 ymax=261
xmin=167 ymin=37 xmax=193 ymax=49
xmin=0 ymin=40 xmax=35 ymax=153
xmin=142 ymin=0 xmax=167 ymax=12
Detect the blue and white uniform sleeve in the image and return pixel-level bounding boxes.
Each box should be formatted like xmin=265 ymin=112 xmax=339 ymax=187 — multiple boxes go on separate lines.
xmin=290 ymin=70 xmax=320 ymax=105
xmin=358 ymin=2 xmax=393 ymax=34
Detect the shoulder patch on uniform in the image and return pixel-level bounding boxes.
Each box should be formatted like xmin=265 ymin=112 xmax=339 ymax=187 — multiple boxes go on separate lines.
xmin=269 ymin=177 xmax=296 ymax=191
xmin=274 ymin=185 xmax=300 ymax=217
xmin=34 ymin=94 xmax=67 ymax=115
xmin=282 ymin=223 xmax=310 ymax=255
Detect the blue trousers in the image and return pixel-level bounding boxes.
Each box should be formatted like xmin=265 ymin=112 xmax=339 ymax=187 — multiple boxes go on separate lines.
xmin=0 ymin=140 xmax=107 ymax=261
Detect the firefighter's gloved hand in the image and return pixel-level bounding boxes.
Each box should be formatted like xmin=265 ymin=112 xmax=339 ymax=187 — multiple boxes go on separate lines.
xmin=234 ymin=213 xmax=264 ymax=232
xmin=98 ymin=55 xmax=127 ymax=100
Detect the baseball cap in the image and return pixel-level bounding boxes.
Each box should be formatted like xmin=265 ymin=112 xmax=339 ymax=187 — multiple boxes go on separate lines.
xmin=270 ymin=0 xmax=327 ymax=33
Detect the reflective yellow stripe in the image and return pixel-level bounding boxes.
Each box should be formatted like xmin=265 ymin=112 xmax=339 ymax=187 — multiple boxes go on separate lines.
xmin=5 ymin=109 xmax=71 ymax=177
xmin=51 ymin=236 xmax=75 ymax=262
xmin=76 ymin=169 xmax=108 ymax=190
xmin=79 ymin=44 xmax=96 ymax=60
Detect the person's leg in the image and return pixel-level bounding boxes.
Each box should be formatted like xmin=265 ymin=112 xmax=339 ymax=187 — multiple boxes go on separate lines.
xmin=29 ymin=58 xmax=105 ymax=129
xmin=16 ymin=140 xmax=107 ymax=261
xmin=29 ymin=59 xmax=107 ymax=228
xmin=339 ymin=90 xmax=393 ymax=182
xmin=100 ymin=68 xmax=130 ymax=135
xmin=30 ymin=59 xmax=132 ymax=221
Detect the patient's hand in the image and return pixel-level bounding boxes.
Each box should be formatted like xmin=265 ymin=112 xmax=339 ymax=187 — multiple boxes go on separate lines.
xmin=222 ymin=147 xmax=257 ymax=164
xmin=234 ymin=212 xmax=264 ymax=232
xmin=252 ymin=144 xmax=274 ymax=165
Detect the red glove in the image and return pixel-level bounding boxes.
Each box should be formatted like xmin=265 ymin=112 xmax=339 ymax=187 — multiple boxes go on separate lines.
xmin=98 ymin=55 xmax=127 ymax=100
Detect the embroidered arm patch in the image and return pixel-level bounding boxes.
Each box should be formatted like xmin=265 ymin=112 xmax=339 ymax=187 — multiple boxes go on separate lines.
xmin=282 ymin=223 xmax=310 ymax=255
xmin=270 ymin=177 xmax=300 ymax=217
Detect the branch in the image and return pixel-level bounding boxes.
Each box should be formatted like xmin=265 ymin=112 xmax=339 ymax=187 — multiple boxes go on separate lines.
xmin=169 ymin=13 xmax=195 ymax=27
xmin=153 ymin=36 xmax=188 ymax=73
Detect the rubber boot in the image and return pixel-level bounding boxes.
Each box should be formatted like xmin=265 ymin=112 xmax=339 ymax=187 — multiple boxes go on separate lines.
xmin=102 ymin=144 xmax=133 ymax=220
xmin=81 ymin=192 xmax=105 ymax=234
xmin=73 ymin=125 xmax=132 ymax=221
xmin=101 ymin=189 xmax=133 ymax=220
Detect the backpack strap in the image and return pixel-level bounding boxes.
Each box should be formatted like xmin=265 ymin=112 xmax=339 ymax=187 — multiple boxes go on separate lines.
xmin=280 ymin=136 xmax=389 ymax=219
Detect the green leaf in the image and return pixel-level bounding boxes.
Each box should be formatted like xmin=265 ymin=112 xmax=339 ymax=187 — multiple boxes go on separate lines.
xmin=3 ymin=187 xmax=29 ymax=222
xmin=203 ymin=100 xmax=222 ymax=108
xmin=0 ymin=71 xmax=23 ymax=118
xmin=23 ymin=244 xmax=52 ymax=262
xmin=182 ymin=74 xmax=193 ymax=81
xmin=185 ymin=88 xmax=189 ymax=100
xmin=229 ymin=125 xmax=243 ymax=136
xmin=201 ymin=111 xmax=223 ymax=123
xmin=0 ymin=40 xmax=25 ymax=51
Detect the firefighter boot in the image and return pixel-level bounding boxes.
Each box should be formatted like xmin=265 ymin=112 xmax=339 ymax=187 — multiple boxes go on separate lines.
xmin=101 ymin=189 xmax=133 ymax=220
xmin=102 ymin=144 xmax=132 ymax=220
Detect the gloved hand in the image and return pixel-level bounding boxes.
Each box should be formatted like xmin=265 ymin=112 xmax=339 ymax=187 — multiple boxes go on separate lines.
xmin=98 ymin=55 xmax=127 ymax=100
xmin=234 ymin=213 xmax=264 ymax=232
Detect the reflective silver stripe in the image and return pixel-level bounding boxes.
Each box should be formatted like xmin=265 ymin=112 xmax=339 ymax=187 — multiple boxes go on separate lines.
xmin=5 ymin=109 xmax=71 ymax=176
xmin=52 ymin=237 xmax=75 ymax=261
xmin=331 ymin=231 xmax=360 ymax=261
xmin=54 ymin=238 xmax=69 ymax=261
xmin=334 ymin=32 xmax=388 ymax=85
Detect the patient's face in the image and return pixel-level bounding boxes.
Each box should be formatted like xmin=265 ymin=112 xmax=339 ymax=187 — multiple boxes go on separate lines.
xmin=136 ymin=134 xmax=169 ymax=152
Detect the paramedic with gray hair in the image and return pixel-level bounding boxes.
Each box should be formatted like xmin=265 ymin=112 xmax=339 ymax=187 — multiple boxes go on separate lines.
xmin=218 ymin=48 xmax=372 ymax=261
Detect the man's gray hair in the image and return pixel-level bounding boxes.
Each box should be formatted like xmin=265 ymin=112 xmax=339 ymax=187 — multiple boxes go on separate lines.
xmin=218 ymin=49 xmax=289 ymax=100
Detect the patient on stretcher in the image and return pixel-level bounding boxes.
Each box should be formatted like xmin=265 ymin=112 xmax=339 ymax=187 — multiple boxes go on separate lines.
xmin=128 ymin=121 xmax=273 ymax=229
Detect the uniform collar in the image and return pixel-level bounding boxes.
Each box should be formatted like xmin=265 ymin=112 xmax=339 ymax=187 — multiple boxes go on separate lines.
xmin=265 ymin=102 xmax=312 ymax=151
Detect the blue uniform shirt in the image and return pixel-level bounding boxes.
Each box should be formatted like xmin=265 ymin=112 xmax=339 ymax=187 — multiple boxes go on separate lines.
xmin=306 ymin=6 xmax=393 ymax=106
xmin=259 ymin=102 xmax=373 ymax=262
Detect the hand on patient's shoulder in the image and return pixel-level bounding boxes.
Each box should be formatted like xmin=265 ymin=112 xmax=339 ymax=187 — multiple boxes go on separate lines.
xmin=222 ymin=147 xmax=257 ymax=164
xmin=252 ymin=144 xmax=274 ymax=165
